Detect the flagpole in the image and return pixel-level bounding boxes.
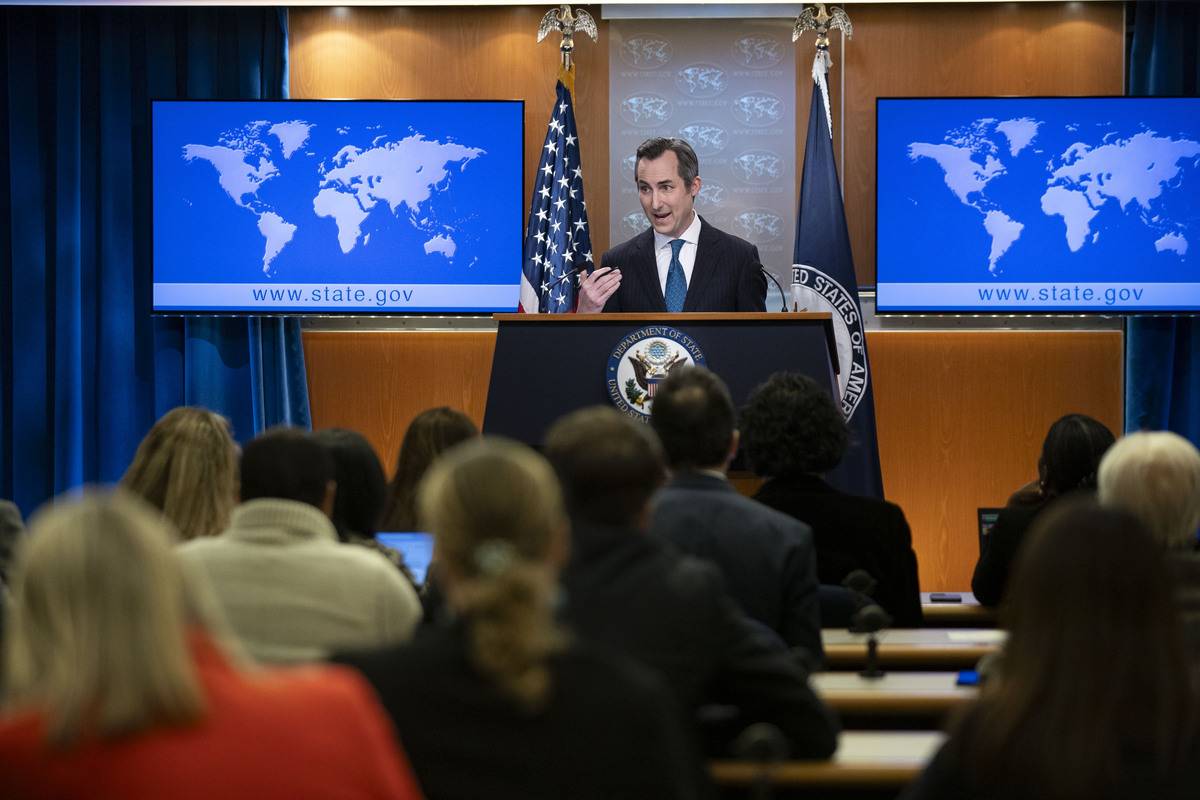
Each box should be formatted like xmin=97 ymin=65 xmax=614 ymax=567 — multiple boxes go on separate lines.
xmin=537 ymin=4 xmax=597 ymax=101
xmin=790 ymin=3 xmax=884 ymax=498
xmin=520 ymin=5 xmax=596 ymax=314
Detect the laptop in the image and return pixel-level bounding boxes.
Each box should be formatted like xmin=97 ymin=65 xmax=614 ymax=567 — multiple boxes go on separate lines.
xmin=375 ymin=532 xmax=434 ymax=586
xmin=976 ymin=508 xmax=1003 ymax=554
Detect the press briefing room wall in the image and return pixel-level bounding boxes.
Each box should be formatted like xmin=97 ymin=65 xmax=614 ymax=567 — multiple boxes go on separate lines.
xmin=293 ymin=3 xmax=1126 ymax=592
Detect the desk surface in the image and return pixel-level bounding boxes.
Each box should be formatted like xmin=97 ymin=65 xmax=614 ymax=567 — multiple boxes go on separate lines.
xmin=813 ymin=671 xmax=977 ymax=715
xmin=822 ymin=628 xmax=1005 ymax=669
xmin=711 ymin=730 xmax=945 ymax=787
xmin=921 ymin=592 xmax=997 ymax=625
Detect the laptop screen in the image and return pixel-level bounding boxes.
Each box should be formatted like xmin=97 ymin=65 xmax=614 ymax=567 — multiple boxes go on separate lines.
xmin=977 ymin=508 xmax=1003 ymax=554
xmin=375 ymin=532 xmax=434 ymax=586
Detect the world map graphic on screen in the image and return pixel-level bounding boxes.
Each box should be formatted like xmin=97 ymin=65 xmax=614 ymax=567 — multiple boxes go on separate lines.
xmin=153 ymin=101 xmax=523 ymax=313
xmin=877 ymin=98 xmax=1200 ymax=312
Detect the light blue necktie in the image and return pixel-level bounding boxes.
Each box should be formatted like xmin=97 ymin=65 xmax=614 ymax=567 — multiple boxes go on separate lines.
xmin=664 ymin=238 xmax=686 ymax=312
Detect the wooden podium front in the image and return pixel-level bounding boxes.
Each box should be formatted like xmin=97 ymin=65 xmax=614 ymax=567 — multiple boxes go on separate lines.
xmin=483 ymin=312 xmax=837 ymax=445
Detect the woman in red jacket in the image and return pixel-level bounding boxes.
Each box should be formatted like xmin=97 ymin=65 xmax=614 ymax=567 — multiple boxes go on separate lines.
xmin=0 ymin=491 xmax=422 ymax=800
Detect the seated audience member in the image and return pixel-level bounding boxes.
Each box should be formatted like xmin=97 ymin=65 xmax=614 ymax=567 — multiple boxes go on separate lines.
xmin=0 ymin=500 xmax=22 ymax=585
xmin=902 ymin=499 xmax=1200 ymax=800
xmin=314 ymin=428 xmax=418 ymax=586
xmin=972 ymin=413 xmax=1115 ymax=606
xmin=380 ymin=406 xmax=479 ymax=531
xmin=649 ymin=366 xmax=822 ymax=666
xmin=742 ymin=373 xmax=923 ymax=626
xmin=0 ymin=492 xmax=421 ymax=799
xmin=121 ymin=406 xmax=238 ymax=541
xmin=336 ymin=438 xmax=697 ymax=800
xmin=179 ymin=428 xmax=421 ymax=664
xmin=1099 ymin=430 xmax=1200 ymax=663
xmin=545 ymin=407 xmax=839 ymax=760
xmin=0 ymin=500 xmax=22 ymax=640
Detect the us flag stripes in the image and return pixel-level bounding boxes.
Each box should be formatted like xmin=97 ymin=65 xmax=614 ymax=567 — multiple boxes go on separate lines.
xmin=519 ymin=81 xmax=594 ymax=313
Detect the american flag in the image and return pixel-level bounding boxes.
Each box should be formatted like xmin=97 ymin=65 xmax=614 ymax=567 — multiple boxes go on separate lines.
xmin=520 ymin=81 xmax=594 ymax=313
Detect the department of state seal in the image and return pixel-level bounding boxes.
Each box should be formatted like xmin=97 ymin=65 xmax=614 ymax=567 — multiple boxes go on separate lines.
xmin=791 ymin=264 xmax=870 ymax=421
xmin=607 ymin=326 xmax=707 ymax=419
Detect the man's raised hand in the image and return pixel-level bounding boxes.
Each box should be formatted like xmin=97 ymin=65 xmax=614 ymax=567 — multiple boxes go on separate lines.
xmin=577 ymin=266 xmax=621 ymax=314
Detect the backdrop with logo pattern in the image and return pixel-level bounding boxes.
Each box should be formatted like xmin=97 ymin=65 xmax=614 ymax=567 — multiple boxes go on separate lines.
xmin=609 ymin=20 xmax=797 ymax=303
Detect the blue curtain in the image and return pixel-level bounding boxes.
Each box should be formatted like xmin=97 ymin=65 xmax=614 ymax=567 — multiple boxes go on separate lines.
xmin=1124 ymin=1 xmax=1200 ymax=439
xmin=1 ymin=7 xmax=310 ymax=517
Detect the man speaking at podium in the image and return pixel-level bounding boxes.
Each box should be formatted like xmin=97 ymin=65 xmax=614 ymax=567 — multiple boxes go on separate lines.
xmin=577 ymin=137 xmax=767 ymax=314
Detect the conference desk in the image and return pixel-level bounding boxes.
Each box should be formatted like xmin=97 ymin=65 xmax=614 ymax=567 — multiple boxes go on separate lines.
xmin=813 ymin=671 xmax=977 ymax=717
xmin=711 ymin=730 xmax=945 ymax=790
xmin=920 ymin=592 xmax=997 ymax=627
xmin=822 ymin=628 xmax=1005 ymax=670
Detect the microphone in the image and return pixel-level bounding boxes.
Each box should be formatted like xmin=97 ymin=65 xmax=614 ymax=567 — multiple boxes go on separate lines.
xmin=733 ymin=723 xmax=788 ymax=800
xmin=760 ymin=266 xmax=789 ymax=312
xmin=843 ymin=569 xmax=877 ymax=598
xmin=850 ymin=604 xmax=892 ymax=680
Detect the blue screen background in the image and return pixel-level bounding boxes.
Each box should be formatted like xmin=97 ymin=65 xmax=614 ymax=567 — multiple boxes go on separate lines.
xmin=153 ymin=100 xmax=523 ymax=293
xmin=877 ymin=97 xmax=1200 ymax=289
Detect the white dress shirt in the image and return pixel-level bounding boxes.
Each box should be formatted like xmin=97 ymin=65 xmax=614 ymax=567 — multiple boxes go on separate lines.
xmin=654 ymin=212 xmax=702 ymax=297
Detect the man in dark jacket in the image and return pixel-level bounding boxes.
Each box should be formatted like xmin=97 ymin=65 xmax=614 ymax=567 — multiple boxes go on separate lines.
xmin=545 ymin=407 xmax=839 ymax=760
xmin=649 ymin=367 xmax=823 ymax=667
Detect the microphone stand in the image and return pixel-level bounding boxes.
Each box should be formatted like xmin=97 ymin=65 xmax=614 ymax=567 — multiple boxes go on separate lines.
xmin=733 ymin=723 xmax=788 ymax=800
xmin=760 ymin=267 xmax=789 ymax=312
xmin=849 ymin=603 xmax=891 ymax=680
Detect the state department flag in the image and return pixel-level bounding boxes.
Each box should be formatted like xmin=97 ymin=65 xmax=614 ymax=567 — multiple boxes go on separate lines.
xmin=792 ymin=51 xmax=884 ymax=498
xmin=519 ymin=81 xmax=594 ymax=313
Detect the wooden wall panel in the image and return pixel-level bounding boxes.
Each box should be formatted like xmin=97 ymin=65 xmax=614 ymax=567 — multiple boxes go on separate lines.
xmin=842 ymin=2 xmax=1125 ymax=284
xmin=290 ymin=3 xmax=1123 ymax=287
xmin=870 ymin=331 xmax=1123 ymax=591
xmin=304 ymin=328 xmax=1123 ymax=591
xmin=289 ymin=5 xmax=611 ymax=255
xmin=304 ymin=331 xmax=495 ymax=469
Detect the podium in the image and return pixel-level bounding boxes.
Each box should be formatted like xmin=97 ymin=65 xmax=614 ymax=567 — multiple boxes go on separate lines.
xmin=483 ymin=312 xmax=838 ymax=445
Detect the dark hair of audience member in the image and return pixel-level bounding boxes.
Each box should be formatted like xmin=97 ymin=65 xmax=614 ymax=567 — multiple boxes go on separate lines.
xmin=543 ymin=407 xmax=666 ymax=527
xmin=740 ymin=372 xmax=848 ymax=477
xmin=966 ymin=498 xmax=1195 ymax=797
xmin=417 ymin=438 xmax=567 ymax=709
xmin=1036 ymin=413 xmax=1116 ymax=497
xmin=381 ymin=407 xmax=479 ymax=531
xmin=120 ymin=407 xmax=238 ymax=540
xmin=313 ymin=429 xmax=387 ymax=540
xmin=239 ymin=428 xmax=333 ymax=508
xmin=649 ymin=367 xmax=735 ymax=470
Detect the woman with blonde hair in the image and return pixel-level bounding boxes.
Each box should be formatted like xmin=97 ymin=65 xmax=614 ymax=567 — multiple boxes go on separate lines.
xmin=0 ymin=491 xmax=421 ymax=799
xmin=337 ymin=438 xmax=697 ymax=800
xmin=121 ymin=406 xmax=238 ymax=540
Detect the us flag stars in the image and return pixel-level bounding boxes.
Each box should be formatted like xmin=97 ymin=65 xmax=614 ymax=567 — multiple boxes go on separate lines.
xmin=519 ymin=82 xmax=595 ymax=313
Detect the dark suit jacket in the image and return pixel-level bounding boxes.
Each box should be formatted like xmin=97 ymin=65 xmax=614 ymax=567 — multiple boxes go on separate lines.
xmin=600 ymin=217 xmax=767 ymax=312
xmin=560 ymin=518 xmax=839 ymax=760
xmin=651 ymin=472 xmax=823 ymax=665
xmin=1168 ymin=549 xmax=1200 ymax=678
xmin=336 ymin=622 xmax=697 ymax=800
xmin=754 ymin=475 xmax=924 ymax=627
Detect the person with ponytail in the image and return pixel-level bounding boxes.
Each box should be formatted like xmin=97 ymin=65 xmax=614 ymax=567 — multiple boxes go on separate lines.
xmin=335 ymin=438 xmax=697 ymax=800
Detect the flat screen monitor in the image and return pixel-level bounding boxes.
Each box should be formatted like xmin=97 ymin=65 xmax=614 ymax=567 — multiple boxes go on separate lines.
xmin=153 ymin=99 xmax=524 ymax=314
xmin=876 ymin=97 xmax=1200 ymax=313
xmin=375 ymin=532 xmax=433 ymax=586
